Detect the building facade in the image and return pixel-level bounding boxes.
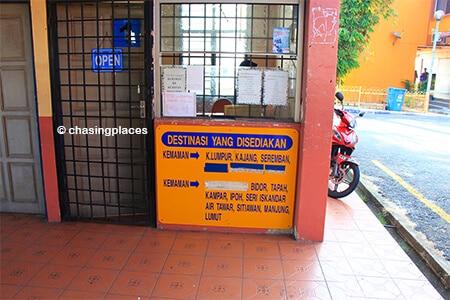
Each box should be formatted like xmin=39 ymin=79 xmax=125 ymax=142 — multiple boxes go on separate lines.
xmin=0 ymin=0 xmax=340 ymax=241
xmin=343 ymin=0 xmax=450 ymax=100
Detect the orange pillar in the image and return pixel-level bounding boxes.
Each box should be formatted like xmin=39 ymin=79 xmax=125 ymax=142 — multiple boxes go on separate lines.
xmin=294 ymin=0 xmax=340 ymax=241
xmin=30 ymin=0 xmax=61 ymax=222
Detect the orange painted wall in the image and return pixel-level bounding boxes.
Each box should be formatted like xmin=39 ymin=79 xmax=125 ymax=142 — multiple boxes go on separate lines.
xmin=436 ymin=15 xmax=450 ymax=34
xmin=343 ymin=0 xmax=433 ymax=88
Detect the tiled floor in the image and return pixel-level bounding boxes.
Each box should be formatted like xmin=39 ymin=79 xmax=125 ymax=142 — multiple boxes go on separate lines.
xmin=0 ymin=193 xmax=443 ymax=299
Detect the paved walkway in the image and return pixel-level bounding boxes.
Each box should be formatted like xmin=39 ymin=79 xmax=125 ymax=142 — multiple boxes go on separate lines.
xmin=0 ymin=193 xmax=443 ymax=299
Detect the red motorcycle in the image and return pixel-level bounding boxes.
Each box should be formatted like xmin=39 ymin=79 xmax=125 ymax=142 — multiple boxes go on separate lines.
xmin=328 ymin=92 xmax=365 ymax=198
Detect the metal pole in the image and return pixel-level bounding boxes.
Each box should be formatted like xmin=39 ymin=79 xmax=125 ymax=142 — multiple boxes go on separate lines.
xmin=425 ymin=10 xmax=444 ymax=112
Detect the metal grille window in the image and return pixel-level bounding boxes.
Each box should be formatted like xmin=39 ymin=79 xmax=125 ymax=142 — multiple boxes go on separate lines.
xmin=156 ymin=2 xmax=302 ymax=120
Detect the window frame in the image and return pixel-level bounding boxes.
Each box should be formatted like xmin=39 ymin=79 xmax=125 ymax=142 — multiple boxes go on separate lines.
xmin=154 ymin=0 xmax=304 ymax=122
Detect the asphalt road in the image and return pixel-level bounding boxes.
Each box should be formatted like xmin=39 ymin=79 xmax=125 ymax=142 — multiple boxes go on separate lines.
xmin=350 ymin=111 xmax=450 ymax=262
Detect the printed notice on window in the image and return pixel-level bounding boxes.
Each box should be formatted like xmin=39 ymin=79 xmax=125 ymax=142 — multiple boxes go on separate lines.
xmin=162 ymin=67 xmax=186 ymax=92
xmin=263 ymin=70 xmax=289 ymax=106
xmin=163 ymin=92 xmax=196 ymax=117
xmin=186 ymin=66 xmax=204 ymax=92
xmin=237 ymin=69 xmax=262 ymax=105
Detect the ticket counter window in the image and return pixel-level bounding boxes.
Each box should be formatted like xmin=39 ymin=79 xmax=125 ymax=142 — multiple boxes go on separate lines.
xmin=156 ymin=2 xmax=302 ymax=121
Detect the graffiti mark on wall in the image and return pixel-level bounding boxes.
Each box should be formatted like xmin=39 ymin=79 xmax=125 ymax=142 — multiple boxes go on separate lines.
xmin=311 ymin=7 xmax=338 ymax=44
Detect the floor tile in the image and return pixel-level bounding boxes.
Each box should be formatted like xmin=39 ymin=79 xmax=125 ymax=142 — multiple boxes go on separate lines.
xmin=242 ymin=278 xmax=286 ymax=299
xmin=108 ymin=224 xmax=147 ymax=236
xmin=347 ymin=257 xmax=390 ymax=277
xmin=371 ymin=243 xmax=412 ymax=261
xmin=13 ymin=243 xmax=62 ymax=264
xmin=124 ymin=251 xmax=167 ymax=273
xmin=145 ymin=228 xmax=178 ymax=238
xmin=27 ymin=264 xmax=81 ymax=289
xmin=34 ymin=228 xmax=78 ymax=246
xmin=382 ymin=259 xmax=428 ymax=281
xmin=107 ymin=270 xmax=158 ymax=297
xmin=59 ymin=289 xmax=106 ymax=299
xmin=206 ymin=239 xmax=244 ymax=257
xmin=326 ymin=218 xmax=360 ymax=231
xmin=282 ymin=259 xmax=325 ymax=281
xmin=0 ymin=190 xmax=445 ymax=300
xmin=243 ymin=233 xmax=291 ymax=242
xmin=395 ymin=278 xmax=444 ymax=300
xmin=243 ymin=258 xmax=283 ymax=280
xmin=152 ymin=273 xmax=199 ymax=299
xmin=170 ymin=237 xmax=208 ymax=256
xmin=325 ymin=275 xmax=365 ymax=299
xmin=314 ymin=241 xmax=345 ymax=258
xmin=356 ymin=276 xmax=403 ymax=299
xmin=332 ymin=229 xmax=369 ymax=244
xmin=285 ymin=280 xmax=332 ymax=300
xmin=11 ymin=286 xmax=62 ymax=299
xmin=135 ymin=235 xmax=175 ymax=253
xmin=50 ymin=245 xmax=96 ymax=266
xmin=100 ymin=233 xmax=142 ymax=251
xmin=354 ymin=216 xmax=386 ymax=232
xmin=161 ymin=254 xmax=205 ymax=275
xmin=196 ymin=276 xmax=242 ymax=299
xmin=0 ymin=225 xmax=16 ymax=240
xmin=176 ymin=230 xmax=212 ymax=240
xmin=279 ymin=242 xmax=316 ymax=260
xmin=104 ymin=293 xmax=150 ymax=299
xmin=362 ymin=228 xmax=400 ymax=246
xmin=82 ymin=222 xmax=118 ymax=234
xmin=3 ymin=226 xmax=46 ymax=244
xmin=0 ymin=213 xmax=35 ymax=226
xmin=86 ymin=249 xmax=130 ymax=270
xmin=319 ymin=259 xmax=354 ymax=279
xmin=243 ymin=241 xmax=280 ymax=258
xmin=68 ymin=230 xmax=109 ymax=249
xmin=202 ymin=256 xmax=243 ymax=278
xmin=0 ymin=261 xmax=45 ymax=286
xmin=51 ymin=220 xmax=87 ymax=231
xmin=322 ymin=226 xmax=338 ymax=242
xmin=66 ymin=267 xmax=119 ymax=293
xmin=0 ymin=241 xmax=29 ymax=261
xmin=210 ymin=232 xmax=247 ymax=241
xmin=339 ymin=241 xmax=377 ymax=259
xmin=0 ymin=284 xmax=21 ymax=299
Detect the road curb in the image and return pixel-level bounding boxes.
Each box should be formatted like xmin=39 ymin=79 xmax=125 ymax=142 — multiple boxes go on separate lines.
xmin=356 ymin=177 xmax=450 ymax=289
xmin=345 ymin=107 xmax=450 ymax=116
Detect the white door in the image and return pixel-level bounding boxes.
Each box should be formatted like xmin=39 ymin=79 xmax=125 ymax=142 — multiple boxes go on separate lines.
xmin=0 ymin=3 xmax=45 ymax=213
xmin=434 ymin=58 xmax=450 ymax=99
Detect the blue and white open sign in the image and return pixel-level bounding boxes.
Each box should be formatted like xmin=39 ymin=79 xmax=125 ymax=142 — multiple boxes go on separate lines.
xmin=91 ymin=48 xmax=123 ymax=73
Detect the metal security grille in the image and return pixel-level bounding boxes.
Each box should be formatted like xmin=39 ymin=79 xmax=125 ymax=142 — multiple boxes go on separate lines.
xmin=49 ymin=0 xmax=155 ymax=224
xmin=158 ymin=3 xmax=300 ymax=118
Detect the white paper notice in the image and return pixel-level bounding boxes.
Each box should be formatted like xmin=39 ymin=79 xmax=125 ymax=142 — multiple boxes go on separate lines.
xmin=237 ymin=69 xmax=262 ymax=104
xmin=187 ymin=66 xmax=204 ymax=91
xmin=163 ymin=92 xmax=196 ymax=117
xmin=162 ymin=68 xmax=186 ymax=92
xmin=263 ymin=70 xmax=288 ymax=106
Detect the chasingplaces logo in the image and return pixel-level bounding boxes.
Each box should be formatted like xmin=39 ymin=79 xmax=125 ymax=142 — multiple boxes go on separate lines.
xmin=56 ymin=126 xmax=148 ymax=137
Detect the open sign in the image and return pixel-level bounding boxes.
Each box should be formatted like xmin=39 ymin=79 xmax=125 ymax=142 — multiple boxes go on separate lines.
xmin=91 ymin=48 xmax=123 ymax=73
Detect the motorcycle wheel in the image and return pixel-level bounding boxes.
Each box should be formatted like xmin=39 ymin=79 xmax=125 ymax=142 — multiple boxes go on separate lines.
xmin=328 ymin=162 xmax=360 ymax=198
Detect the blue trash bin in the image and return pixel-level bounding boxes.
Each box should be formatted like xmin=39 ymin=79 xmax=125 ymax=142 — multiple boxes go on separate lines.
xmin=386 ymin=87 xmax=407 ymax=111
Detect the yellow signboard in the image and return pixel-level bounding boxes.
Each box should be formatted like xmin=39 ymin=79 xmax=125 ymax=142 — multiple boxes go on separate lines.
xmin=155 ymin=124 xmax=299 ymax=229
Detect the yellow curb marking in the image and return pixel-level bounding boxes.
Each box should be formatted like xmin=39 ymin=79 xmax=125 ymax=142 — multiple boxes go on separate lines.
xmin=372 ymin=159 xmax=450 ymax=224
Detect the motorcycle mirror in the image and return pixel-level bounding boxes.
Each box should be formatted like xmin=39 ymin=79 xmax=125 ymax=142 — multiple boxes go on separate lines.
xmin=359 ymin=112 xmax=366 ymax=117
xmin=335 ymin=92 xmax=344 ymax=102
